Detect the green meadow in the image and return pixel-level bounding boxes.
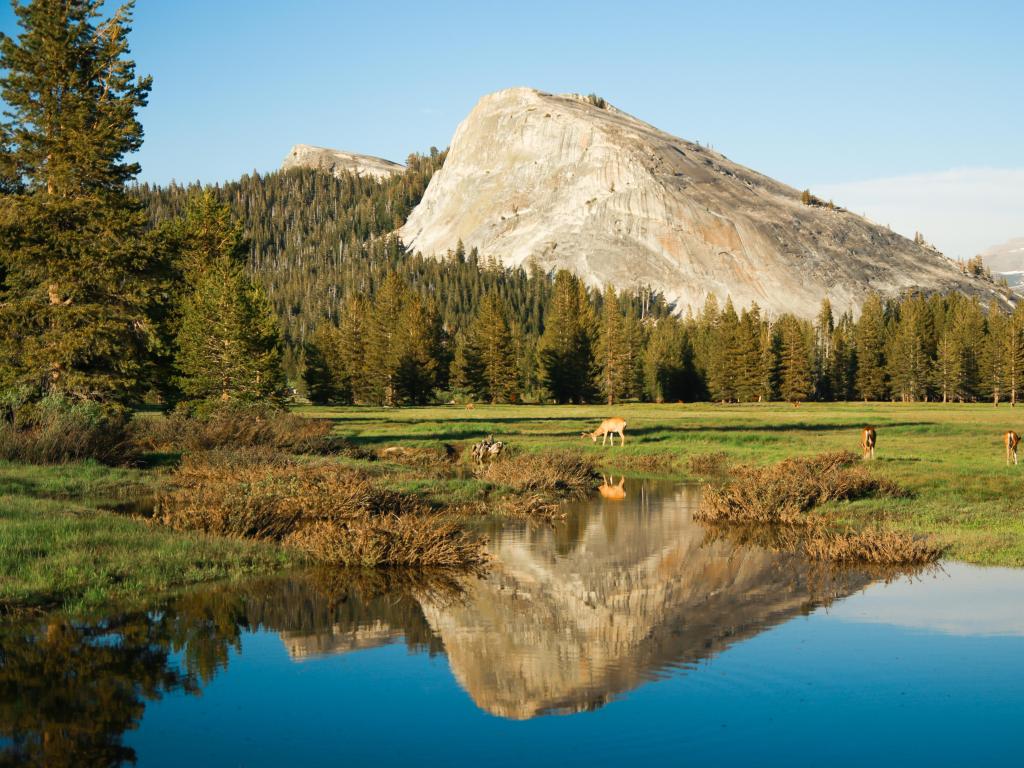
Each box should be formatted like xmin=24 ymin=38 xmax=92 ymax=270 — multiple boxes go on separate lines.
xmin=302 ymin=401 xmax=1024 ymax=566
xmin=3 ymin=401 xmax=1023 ymax=613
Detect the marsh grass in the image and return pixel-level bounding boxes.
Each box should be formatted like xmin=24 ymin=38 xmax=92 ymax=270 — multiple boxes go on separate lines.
xmin=132 ymin=403 xmax=364 ymax=457
xmin=156 ymin=451 xmax=486 ymax=568
xmin=696 ymin=451 xmax=906 ymax=525
xmin=477 ymin=449 xmax=599 ymax=495
xmin=696 ymin=451 xmax=939 ymax=564
xmin=0 ymin=397 xmax=137 ymax=465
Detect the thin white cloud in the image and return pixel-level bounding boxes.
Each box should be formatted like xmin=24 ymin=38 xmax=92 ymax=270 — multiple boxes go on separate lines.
xmin=825 ymin=562 xmax=1024 ymax=637
xmin=815 ymin=167 xmax=1024 ymax=261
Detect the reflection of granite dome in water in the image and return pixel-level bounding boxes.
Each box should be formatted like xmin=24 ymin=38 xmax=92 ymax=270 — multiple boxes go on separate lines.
xmin=416 ymin=482 xmax=870 ymax=720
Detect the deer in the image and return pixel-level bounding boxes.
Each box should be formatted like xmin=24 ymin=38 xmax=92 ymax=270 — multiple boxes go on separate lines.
xmin=582 ymin=417 xmax=627 ymax=447
xmin=465 ymin=402 xmax=475 ymax=410
xmin=1005 ymin=431 xmax=1020 ymax=466
xmin=861 ymin=427 xmax=877 ymax=460
xmin=598 ymin=475 xmax=626 ymax=500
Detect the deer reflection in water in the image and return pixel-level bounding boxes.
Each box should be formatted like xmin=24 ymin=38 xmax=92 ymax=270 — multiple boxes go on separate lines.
xmin=598 ymin=475 xmax=627 ymax=500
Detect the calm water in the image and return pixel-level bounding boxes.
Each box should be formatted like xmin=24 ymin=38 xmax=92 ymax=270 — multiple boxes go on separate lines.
xmin=2 ymin=479 xmax=1023 ymax=766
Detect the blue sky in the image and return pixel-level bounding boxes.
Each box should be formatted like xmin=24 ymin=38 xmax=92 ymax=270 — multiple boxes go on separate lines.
xmin=2 ymin=0 xmax=1022 ymax=255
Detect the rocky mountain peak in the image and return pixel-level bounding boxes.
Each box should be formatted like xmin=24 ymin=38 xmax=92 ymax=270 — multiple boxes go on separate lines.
xmin=281 ymin=144 xmax=405 ymax=180
xmin=400 ymin=87 xmax=1001 ymax=317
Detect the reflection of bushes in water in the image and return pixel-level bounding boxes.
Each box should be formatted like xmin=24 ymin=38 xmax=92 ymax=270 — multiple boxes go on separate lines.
xmin=686 ymin=451 xmax=731 ymax=478
xmin=699 ymin=521 xmax=940 ymax=608
xmin=0 ymin=570 xmax=469 ymax=765
xmin=156 ymin=451 xmax=486 ymax=567
xmin=804 ymin=527 xmax=946 ymax=565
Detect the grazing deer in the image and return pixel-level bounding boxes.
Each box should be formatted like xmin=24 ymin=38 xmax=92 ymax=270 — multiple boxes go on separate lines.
xmin=861 ymin=427 xmax=877 ymax=460
xmin=598 ymin=475 xmax=626 ymax=500
xmin=465 ymin=402 xmax=475 ymax=410
xmin=582 ymin=417 xmax=627 ymax=447
xmin=1005 ymin=431 xmax=1020 ymax=466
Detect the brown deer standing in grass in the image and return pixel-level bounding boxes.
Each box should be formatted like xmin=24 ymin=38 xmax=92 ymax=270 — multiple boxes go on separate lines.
xmin=598 ymin=476 xmax=626 ymax=500
xmin=465 ymin=402 xmax=475 ymax=410
xmin=1005 ymin=431 xmax=1020 ymax=465
xmin=861 ymin=427 xmax=877 ymax=460
xmin=582 ymin=417 xmax=627 ymax=447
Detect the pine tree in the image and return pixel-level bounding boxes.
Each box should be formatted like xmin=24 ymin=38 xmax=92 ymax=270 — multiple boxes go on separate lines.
xmin=735 ymin=305 xmax=762 ymax=402
xmin=450 ymin=331 xmax=486 ymax=401
xmin=304 ymin=323 xmax=350 ymax=405
xmin=756 ymin=322 xmax=779 ymax=402
xmin=175 ymin=259 xmax=285 ymax=403
xmin=596 ymin=285 xmax=632 ymax=405
xmin=887 ymin=294 xmax=933 ymax=402
xmin=0 ymin=0 xmax=156 ymax=403
xmin=814 ymin=298 xmax=835 ymax=399
xmin=338 ymin=296 xmax=370 ymax=403
xmin=362 ymin=273 xmax=407 ymax=406
xmin=474 ymin=292 xmax=518 ymax=403
xmin=643 ymin=317 xmax=693 ymax=403
xmin=393 ymin=296 xmax=445 ymax=405
xmin=855 ymin=293 xmax=888 ymax=400
xmin=778 ymin=316 xmax=812 ymax=402
xmin=539 ymin=271 xmax=596 ymax=403
xmin=707 ymin=298 xmax=741 ymax=402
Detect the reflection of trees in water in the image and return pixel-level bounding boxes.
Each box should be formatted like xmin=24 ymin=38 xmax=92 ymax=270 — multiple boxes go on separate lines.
xmin=0 ymin=570 xmax=455 ymax=767
xmin=0 ymin=616 xmax=198 ymax=767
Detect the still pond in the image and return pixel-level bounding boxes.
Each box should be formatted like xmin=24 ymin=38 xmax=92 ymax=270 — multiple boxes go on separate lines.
xmin=2 ymin=479 xmax=1022 ymax=766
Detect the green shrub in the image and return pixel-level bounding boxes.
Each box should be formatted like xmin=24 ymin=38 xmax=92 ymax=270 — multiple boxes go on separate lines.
xmin=0 ymin=393 xmax=136 ymax=465
xmin=132 ymin=400 xmax=362 ymax=456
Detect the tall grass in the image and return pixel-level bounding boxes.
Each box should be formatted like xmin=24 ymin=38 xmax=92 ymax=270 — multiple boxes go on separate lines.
xmin=0 ymin=395 xmax=137 ymax=465
xmin=477 ymin=450 xmax=599 ymax=495
xmin=157 ymin=451 xmax=485 ymax=568
xmin=697 ymin=451 xmax=905 ymax=525
xmin=132 ymin=401 xmax=366 ymax=457
xmin=696 ymin=451 xmax=940 ymax=564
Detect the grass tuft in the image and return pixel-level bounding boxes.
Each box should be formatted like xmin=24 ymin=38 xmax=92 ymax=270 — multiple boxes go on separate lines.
xmin=696 ymin=451 xmax=906 ymax=525
xmin=477 ymin=449 xmax=599 ymax=495
xmin=156 ymin=451 xmax=485 ymax=568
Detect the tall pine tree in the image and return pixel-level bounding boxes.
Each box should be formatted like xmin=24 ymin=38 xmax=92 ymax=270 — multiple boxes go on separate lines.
xmin=0 ymin=0 xmax=156 ymax=403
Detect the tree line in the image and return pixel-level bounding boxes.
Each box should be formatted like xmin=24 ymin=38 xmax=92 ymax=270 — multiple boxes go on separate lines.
xmin=302 ymin=266 xmax=1024 ymax=406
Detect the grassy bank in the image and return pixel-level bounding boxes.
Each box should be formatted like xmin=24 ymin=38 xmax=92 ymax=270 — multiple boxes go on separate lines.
xmin=0 ymin=460 xmax=297 ymax=613
xmin=300 ymin=402 xmax=1024 ymax=566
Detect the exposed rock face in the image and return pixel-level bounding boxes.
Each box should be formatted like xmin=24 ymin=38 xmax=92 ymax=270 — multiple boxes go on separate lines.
xmin=401 ymin=87 xmax=997 ymax=317
xmin=281 ymin=143 xmax=404 ymax=180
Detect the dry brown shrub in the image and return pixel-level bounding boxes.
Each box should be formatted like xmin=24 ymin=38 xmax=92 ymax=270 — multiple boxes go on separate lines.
xmin=478 ymin=450 xmax=599 ymax=495
xmin=696 ymin=451 xmax=906 ymax=525
xmin=804 ymin=527 xmax=945 ymax=565
xmin=133 ymin=403 xmax=370 ymax=458
xmin=687 ymin=451 xmax=731 ymax=477
xmin=377 ymin=444 xmax=459 ymax=469
xmin=156 ymin=452 xmax=485 ymax=567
